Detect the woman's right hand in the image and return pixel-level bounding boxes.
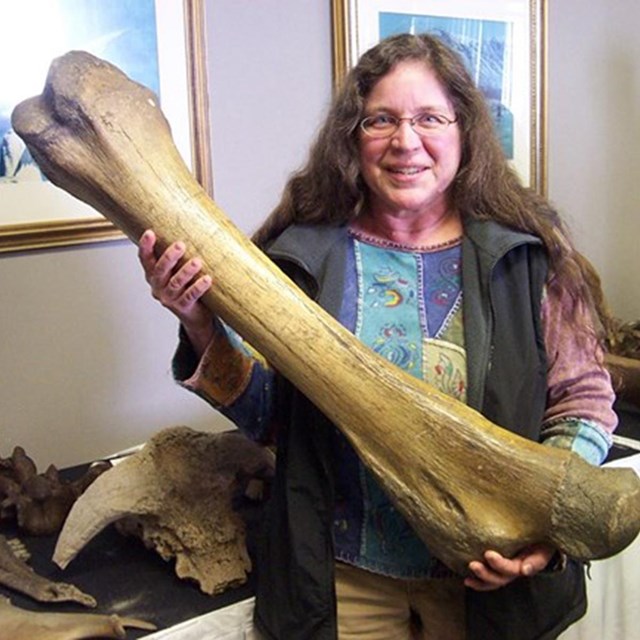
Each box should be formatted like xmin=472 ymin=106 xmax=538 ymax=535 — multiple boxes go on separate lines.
xmin=138 ymin=229 xmax=214 ymax=356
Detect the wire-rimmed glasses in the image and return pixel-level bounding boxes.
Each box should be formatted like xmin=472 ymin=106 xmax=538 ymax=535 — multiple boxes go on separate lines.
xmin=360 ymin=112 xmax=457 ymax=138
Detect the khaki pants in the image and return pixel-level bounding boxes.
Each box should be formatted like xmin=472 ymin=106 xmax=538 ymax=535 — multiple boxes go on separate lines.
xmin=335 ymin=562 xmax=466 ymax=640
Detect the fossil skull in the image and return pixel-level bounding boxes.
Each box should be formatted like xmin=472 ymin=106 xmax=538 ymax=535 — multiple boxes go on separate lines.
xmin=53 ymin=427 xmax=274 ymax=595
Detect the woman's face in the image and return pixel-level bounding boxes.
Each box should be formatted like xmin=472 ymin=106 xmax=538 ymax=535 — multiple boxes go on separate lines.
xmin=358 ymin=60 xmax=462 ymax=222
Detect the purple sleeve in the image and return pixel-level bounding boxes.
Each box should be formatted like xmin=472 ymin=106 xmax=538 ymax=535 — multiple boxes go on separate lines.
xmin=540 ymin=286 xmax=618 ymax=463
xmin=541 ymin=287 xmax=617 ymax=431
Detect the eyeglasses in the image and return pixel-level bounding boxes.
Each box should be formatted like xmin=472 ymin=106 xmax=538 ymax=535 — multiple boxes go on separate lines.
xmin=359 ymin=112 xmax=457 ymax=138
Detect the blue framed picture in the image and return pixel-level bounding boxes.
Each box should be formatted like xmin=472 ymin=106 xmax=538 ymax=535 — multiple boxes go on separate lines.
xmin=1 ymin=1 xmax=160 ymax=184
xmin=332 ymin=0 xmax=546 ymax=194
xmin=0 ymin=0 xmax=210 ymax=253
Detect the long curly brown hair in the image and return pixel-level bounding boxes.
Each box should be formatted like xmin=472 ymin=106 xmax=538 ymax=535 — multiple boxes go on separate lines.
xmin=252 ymin=33 xmax=611 ymax=343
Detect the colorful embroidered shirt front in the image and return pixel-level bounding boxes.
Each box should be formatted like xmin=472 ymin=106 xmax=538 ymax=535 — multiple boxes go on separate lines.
xmin=333 ymin=232 xmax=465 ymax=578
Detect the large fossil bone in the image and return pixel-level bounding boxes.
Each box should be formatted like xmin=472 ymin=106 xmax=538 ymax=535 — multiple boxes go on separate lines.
xmin=53 ymin=427 xmax=275 ymax=596
xmin=12 ymin=51 xmax=640 ymax=574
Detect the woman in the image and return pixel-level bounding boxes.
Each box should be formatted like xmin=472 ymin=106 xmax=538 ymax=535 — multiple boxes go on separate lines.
xmin=139 ymin=34 xmax=617 ymax=639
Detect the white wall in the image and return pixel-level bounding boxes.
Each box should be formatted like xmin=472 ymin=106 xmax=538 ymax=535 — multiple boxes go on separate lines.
xmin=0 ymin=1 xmax=637 ymax=470
xmin=205 ymin=1 xmax=332 ymax=234
xmin=547 ymin=0 xmax=640 ymax=321
xmin=0 ymin=242 xmax=228 ymax=467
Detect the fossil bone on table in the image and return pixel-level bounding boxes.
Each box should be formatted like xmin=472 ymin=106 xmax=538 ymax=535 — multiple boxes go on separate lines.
xmin=54 ymin=427 xmax=275 ymax=596
xmin=0 ymin=534 xmax=95 ymax=607
xmin=0 ymin=595 xmax=156 ymax=640
xmin=11 ymin=51 xmax=640 ymax=574
xmin=0 ymin=445 xmax=111 ymax=536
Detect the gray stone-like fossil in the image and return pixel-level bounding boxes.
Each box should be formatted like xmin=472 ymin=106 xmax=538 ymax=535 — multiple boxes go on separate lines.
xmin=54 ymin=427 xmax=275 ymax=595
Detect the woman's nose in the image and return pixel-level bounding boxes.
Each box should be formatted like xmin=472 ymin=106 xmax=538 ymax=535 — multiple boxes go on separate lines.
xmin=390 ymin=120 xmax=421 ymax=150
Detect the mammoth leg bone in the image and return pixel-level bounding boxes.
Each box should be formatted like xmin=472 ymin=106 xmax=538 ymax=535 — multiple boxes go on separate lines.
xmin=12 ymin=51 xmax=640 ymax=574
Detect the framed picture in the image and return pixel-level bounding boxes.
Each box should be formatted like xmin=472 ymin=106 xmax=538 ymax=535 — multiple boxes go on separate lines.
xmin=0 ymin=0 xmax=211 ymax=254
xmin=331 ymin=0 xmax=547 ymax=194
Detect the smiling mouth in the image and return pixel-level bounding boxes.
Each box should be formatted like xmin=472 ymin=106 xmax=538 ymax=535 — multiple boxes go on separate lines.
xmin=388 ymin=166 xmax=427 ymax=175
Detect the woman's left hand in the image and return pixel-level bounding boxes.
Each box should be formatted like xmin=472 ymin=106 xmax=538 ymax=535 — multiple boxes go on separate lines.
xmin=464 ymin=544 xmax=556 ymax=591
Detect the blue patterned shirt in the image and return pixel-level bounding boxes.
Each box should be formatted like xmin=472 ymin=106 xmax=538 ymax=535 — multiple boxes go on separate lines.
xmin=332 ymin=232 xmax=465 ymax=578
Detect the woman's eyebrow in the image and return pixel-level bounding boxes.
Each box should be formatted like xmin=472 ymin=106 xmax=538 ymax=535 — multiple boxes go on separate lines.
xmin=365 ymin=103 xmax=452 ymax=115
